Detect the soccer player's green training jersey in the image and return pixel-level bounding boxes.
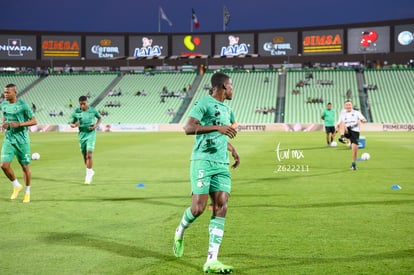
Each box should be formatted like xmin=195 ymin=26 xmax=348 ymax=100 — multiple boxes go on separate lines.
xmin=1 ymin=99 xmax=34 ymax=144
xmin=321 ymin=108 xmax=335 ymax=127
xmin=71 ymin=106 xmax=101 ymax=133
xmin=188 ymin=95 xmax=235 ymax=164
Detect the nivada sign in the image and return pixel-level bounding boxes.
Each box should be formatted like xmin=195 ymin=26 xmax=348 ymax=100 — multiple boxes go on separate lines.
xmin=302 ymin=29 xmax=343 ymax=55
xmin=0 ymin=35 xmax=36 ymax=60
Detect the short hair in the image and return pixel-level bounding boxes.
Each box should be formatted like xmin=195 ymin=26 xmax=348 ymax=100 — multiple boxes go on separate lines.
xmin=211 ymin=72 xmax=230 ymax=89
xmin=78 ymin=95 xmax=88 ymax=102
xmin=5 ymin=83 xmax=16 ymax=89
xmin=327 ymin=102 xmax=332 ymax=105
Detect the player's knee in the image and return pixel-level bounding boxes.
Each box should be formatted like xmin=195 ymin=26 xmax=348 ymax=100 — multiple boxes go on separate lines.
xmin=86 ymin=152 xmax=93 ymax=160
xmin=191 ymin=206 xmax=205 ymax=217
xmin=1 ymin=162 xmax=10 ymax=170
xmin=211 ymin=203 xmax=228 ymax=216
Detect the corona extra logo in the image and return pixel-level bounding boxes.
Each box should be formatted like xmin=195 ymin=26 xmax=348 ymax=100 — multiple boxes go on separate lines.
xmin=100 ymin=39 xmax=112 ymax=46
xmin=272 ymin=36 xmax=284 ymax=43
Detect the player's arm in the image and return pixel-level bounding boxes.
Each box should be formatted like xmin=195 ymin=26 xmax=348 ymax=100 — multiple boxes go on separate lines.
xmin=69 ymin=118 xmax=79 ymax=128
xmin=2 ymin=118 xmax=9 ymax=130
xmin=9 ymin=116 xmax=37 ymax=128
xmin=227 ymin=142 xmax=240 ymax=169
xmin=89 ymin=115 xmax=102 ymax=130
xmin=183 ymin=117 xmax=237 ymax=138
xmin=359 ymin=113 xmax=367 ymax=123
xmin=69 ymin=111 xmax=79 ymax=128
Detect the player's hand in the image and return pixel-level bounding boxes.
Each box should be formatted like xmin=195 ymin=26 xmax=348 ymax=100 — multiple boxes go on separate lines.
xmin=230 ymin=149 xmax=240 ymax=169
xmin=89 ymin=124 xmax=97 ymax=130
xmin=2 ymin=122 xmax=9 ymax=129
xmin=70 ymin=122 xmax=80 ymax=128
xmin=218 ymin=126 xmax=237 ymax=139
xmin=9 ymin=121 xmax=21 ymax=128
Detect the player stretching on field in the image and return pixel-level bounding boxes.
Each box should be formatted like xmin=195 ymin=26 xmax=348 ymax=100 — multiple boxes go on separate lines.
xmin=173 ymin=72 xmax=240 ymax=274
xmin=321 ymin=102 xmax=336 ymax=146
xmin=337 ymin=100 xmax=366 ymax=170
xmin=70 ymin=96 xmax=101 ymax=184
xmin=1 ymin=83 xmax=37 ymax=203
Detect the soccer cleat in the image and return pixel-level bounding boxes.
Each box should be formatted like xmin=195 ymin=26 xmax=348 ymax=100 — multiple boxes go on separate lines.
xmin=338 ymin=137 xmax=346 ymax=144
xmin=23 ymin=193 xmax=30 ymax=203
xmin=203 ymin=260 xmax=233 ymax=274
xmin=350 ymin=164 xmax=357 ymax=171
xmin=173 ymin=236 xmax=184 ymax=258
xmin=10 ymin=185 xmax=23 ymax=200
xmin=85 ymin=170 xmax=95 ymax=184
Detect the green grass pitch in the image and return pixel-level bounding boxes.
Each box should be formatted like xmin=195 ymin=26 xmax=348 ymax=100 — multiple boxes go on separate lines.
xmin=0 ymin=131 xmax=413 ymax=274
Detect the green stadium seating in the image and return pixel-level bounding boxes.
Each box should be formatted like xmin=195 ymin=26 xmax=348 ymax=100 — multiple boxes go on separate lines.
xmin=19 ymin=73 xmax=118 ymax=124
xmin=94 ymin=72 xmax=196 ymax=124
xmin=364 ymin=69 xmax=414 ymax=123
xmin=284 ymin=70 xmax=359 ymax=123
xmin=180 ymin=70 xmax=279 ymax=124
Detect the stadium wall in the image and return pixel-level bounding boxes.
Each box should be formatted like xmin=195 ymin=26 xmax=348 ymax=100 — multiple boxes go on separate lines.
xmin=28 ymin=123 xmax=414 ymax=133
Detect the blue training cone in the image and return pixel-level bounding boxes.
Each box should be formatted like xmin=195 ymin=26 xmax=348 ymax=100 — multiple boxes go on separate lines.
xmin=391 ymin=184 xmax=402 ymax=190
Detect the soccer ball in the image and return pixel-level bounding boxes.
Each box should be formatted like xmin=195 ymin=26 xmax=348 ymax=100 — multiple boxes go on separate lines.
xmin=31 ymin=152 xmax=40 ymax=160
xmin=330 ymin=141 xmax=338 ymax=147
xmin=361 ymin=152 xmax=370 ymax=161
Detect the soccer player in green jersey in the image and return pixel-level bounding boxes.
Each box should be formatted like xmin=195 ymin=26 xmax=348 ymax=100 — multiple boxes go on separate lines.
xmin=70 ymin=96 xmax=101 ymax=184
xmin=321 ymin=102 xmax=337 ymax=146
xmin=1 ymin=84 xmax=37 ymax=203
xmin=173 ymin=72 xmax=240 ymax=274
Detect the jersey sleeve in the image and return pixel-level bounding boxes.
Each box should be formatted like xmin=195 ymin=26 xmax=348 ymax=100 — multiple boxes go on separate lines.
xmin=230 ymin=110 xmax=236 ymax=124
xmin=22 ymin=101 xmax=34 ymax=120
xmin=94 ymin=108 xmax=101 ymax=119
xmin=357 ymin=111 xmax=366 ymax=121
xmin=188 ymin=99 xmax=205 ymax=122
xmin=70 ymin=110 xmax=78 ymax=123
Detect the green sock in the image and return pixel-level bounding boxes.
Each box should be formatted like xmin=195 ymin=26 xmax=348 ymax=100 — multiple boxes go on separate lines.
xmin=176 ymin=207 xmax=196 ymax=238
xmin=206 ymin=216 xmax=225 ymax=263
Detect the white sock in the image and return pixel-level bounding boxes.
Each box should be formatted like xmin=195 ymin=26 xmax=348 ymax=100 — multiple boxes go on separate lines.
xmin=12 ymin=179 xmax=21 ymax=188
xmin=25 ymin=186 xmax=31 ymax=194
xmin=206 ymin=243 xmax=220 ymax=263
xmin=175 ymin=225 xmax=185 ymax=239
xmin=86 ymin=168 xmax=94 ymax=175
